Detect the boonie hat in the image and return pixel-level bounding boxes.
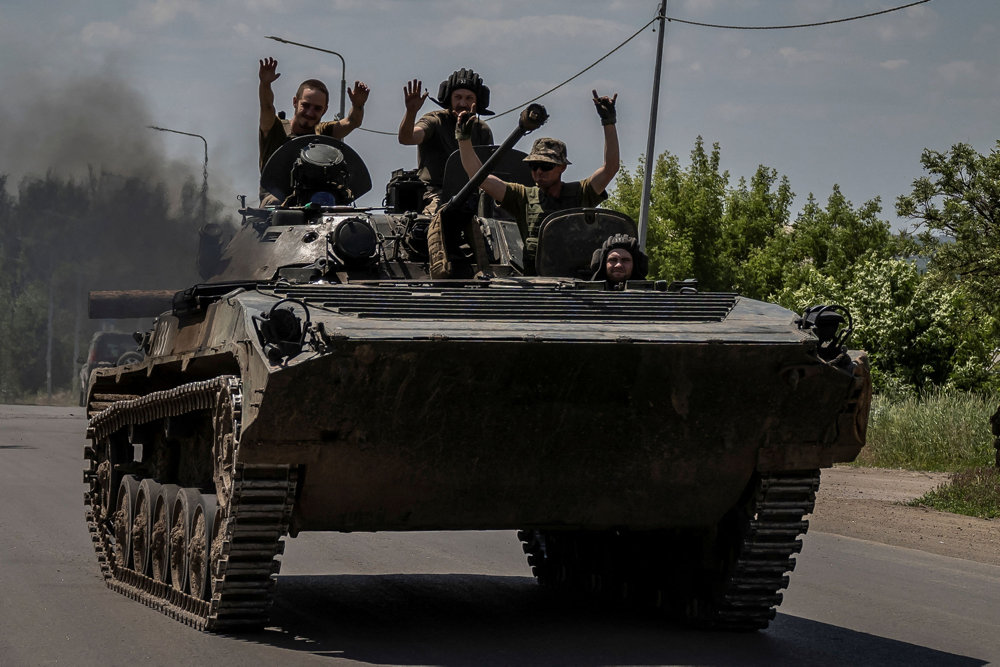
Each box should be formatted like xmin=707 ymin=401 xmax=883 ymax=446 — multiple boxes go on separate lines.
xmin=523 ymin=137 xmax=571 ymax=166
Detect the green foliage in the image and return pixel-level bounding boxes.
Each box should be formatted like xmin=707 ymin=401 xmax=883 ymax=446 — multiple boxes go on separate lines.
xmin=857 ymin=390 xmax=1000 ymax=520
xmin=909 ymin=467 xmax=1000 ymax=520
xmin=804 ymin=255 xmax=996 ymax=393
xmin=607 ymin=138 xmax=731 ymax=290
xmin=896 ymin=141 xmax=1000 ymax=302
xmin=857 ymin=390 xmax=997 ymax=471
xmin=608 ymin=138 xmax=998 ymax=395
xmin=722 ymin=168 xmax=794 ymax=297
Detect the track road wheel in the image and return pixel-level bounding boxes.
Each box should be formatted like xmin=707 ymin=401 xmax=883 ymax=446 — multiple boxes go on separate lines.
xmin=169 ymin=488 xmax=200 ymax=593
xmin=131 ymin=479 xmax=161 ymax=576
xmin=113 ymin=475 xmax=140 ymax=570
xmin=151 ymin=484 xmax=181 ymax=584
xmin=187 ymin=494 xmax=218 ymax=601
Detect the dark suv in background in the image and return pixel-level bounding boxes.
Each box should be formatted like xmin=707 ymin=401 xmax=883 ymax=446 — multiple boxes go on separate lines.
xmin=78 ymin=331 xmax=142 ymax=406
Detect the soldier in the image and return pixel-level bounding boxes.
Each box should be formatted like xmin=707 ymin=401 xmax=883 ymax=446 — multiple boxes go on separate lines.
xmin=398 ymin=68 xmax=494 ymax=215
xmin=590 ymin=234 xmax=648 ymax=289
xmin=258 ymin=57 xmax=370 ymax=173
xmin=457 ymin=90 xmax=620 ymax=273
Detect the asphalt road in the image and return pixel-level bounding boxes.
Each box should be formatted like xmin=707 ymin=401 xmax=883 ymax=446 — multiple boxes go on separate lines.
xmin=1 ymin=404 xmax=998 ymax=666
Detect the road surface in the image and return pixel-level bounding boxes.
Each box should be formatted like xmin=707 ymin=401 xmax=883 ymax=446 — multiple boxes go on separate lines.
xmin=1 ymin=405 xmax=997 ymax=665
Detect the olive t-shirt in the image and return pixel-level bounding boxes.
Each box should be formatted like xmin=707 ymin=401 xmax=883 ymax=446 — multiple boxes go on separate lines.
xmin=258 ymin=116 xmax=351 ymax=172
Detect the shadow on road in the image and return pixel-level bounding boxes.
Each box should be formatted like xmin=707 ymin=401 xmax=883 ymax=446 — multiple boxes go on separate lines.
xmin=218 ymin=573 xmax=987 ymax=666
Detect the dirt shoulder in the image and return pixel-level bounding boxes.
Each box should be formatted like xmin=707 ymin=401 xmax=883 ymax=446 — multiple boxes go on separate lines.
xmin=811 ymin=466 xmax=1000 ymax=567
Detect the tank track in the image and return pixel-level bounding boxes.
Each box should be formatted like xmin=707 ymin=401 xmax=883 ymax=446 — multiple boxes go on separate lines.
xmin=84 ymin=376 xmax=297 ymax=632
xmin=517 ymin=471 xmax=820 ymax=631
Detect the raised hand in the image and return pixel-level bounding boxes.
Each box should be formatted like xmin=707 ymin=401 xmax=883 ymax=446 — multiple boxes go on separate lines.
xmin=259 ymin=57 xmax=280 ymax=85
xmin=348 ymin=81 xmax=370 ymax=107
xmin=403 ymin=78 xmax=428 ymax=114
xmin=454 ymin=104 xmax=478 ymax=141
xmin=592 ymin=89 xmax=617 ymax=126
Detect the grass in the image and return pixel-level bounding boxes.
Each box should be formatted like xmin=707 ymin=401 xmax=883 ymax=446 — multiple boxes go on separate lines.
xmin=857 ymin=390 xmax=997 ymax=471
xmin=908 ymin=467 xmax=1000 ymax=519
xmin=857 ymin=389 xmax=1000 ymax=520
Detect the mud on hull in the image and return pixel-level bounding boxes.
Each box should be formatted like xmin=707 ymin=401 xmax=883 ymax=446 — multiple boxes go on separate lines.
xmin=239 ymin=339 xmax=866 ymax=533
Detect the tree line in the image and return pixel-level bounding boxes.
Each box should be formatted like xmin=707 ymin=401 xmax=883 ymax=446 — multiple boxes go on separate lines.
xmin=1 ymin=138 xmax=997 ymax=401
xmin=606 ymin=137 xmax=1000 ymax=396
xmin=0 ymin=170 xmax=225 ymax=402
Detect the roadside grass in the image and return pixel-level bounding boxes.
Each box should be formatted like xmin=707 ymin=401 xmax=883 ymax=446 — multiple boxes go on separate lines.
xmin=907 ymin=467 xmax=1000 ymax=519
xmin=857 ymin=389 xmax=1000 ymax=520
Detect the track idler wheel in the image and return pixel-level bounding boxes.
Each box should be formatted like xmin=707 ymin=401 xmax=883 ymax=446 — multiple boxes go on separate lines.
xmin=113 ymin=475 xmax=140 ymax=570
xmin=151 ymin=484 xmax=181 ymax=584
xmin=131 ymin=479 xmax=161 ymax=576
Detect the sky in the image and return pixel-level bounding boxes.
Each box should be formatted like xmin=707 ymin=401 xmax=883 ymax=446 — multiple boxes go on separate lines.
xmin=0 ymin=0 xmax=996 ymax=230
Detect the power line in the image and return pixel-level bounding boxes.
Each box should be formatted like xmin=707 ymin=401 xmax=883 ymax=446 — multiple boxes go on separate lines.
xmin=489 ymin=16 xmax=659 ymax=121
xmin=356 ymin=16 xmax=656 ymax=135
xmin=353 ymin=0 xmax=932 ymax=135
xmin=666 ymin=0 xmax=931 ymax=30
xmin=358 ymin=126 xmax=397 ymax=136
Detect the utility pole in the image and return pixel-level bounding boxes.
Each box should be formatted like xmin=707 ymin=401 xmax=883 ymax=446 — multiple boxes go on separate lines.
xmin=147 ymin=126 xmax=209 ymax=222
xmin=46 ymin=263 xmax=54 ymax=400
xmin=638 ymin=0 xmax=668 ymax=251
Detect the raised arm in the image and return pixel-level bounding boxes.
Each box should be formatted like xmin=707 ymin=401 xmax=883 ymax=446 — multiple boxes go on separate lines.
xmin=343 ymin=81 xmax=369 ymax=129
xmin=325 ymin=81 xmax=369 ymax=139
xmin=398 ymin=78 xmax=429 ymax=145
xmin=456 ymin=108 xmax=506 ymax=202
xmin=588 ymin=90 xmax=620 ymax=195
xmin=259 ymin=57 xmax=281 ymax=134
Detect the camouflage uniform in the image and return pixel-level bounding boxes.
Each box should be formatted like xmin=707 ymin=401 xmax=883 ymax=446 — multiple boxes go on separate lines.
xmin=500 ymin=179 xmax=607 ymax=272
xmin=497 ymin=138 xmax=608 ymax=273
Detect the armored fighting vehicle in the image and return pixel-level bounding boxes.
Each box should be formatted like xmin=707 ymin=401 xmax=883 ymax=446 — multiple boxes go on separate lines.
xmin=84 ymin=105 xmax=871 ymax=632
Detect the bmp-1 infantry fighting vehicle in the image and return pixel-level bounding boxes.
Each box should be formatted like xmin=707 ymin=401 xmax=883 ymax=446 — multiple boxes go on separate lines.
xmin=84 ymin=105 xmax=871 ymax=632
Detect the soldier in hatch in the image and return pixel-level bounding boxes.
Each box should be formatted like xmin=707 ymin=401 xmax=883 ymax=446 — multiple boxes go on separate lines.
xmin=456 ymin=90 xmax=620 ymax=273
xmin=590 ymin=234 xmax=648 ymax=290
xmin=398 ymin=68 xmax=495 ymax=215
xmin=258 ymin=57 xmax=370 ymax=174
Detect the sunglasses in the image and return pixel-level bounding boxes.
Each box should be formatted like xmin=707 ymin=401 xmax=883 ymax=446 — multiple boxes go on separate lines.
xmin=527 ymin=162 xmax=557 ymax=172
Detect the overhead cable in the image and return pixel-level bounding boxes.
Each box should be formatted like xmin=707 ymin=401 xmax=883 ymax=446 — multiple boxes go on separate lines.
xmin=665 ymin=0 xmax=931 ymax=30
xmin=358 ymin=0 xmax=932 ymax=135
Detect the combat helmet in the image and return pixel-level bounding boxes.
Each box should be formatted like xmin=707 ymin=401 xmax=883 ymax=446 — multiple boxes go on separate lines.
xmin=590 ymin=234 xmax=649 ymax=282
xmin=432 ymin=68 xmax=494 ymax=115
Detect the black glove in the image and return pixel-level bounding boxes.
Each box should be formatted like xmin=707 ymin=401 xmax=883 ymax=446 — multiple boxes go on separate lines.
xmin=593 ymin=91 xmax=617 ymax=126
xmin=455 ymin=111 xmax=476 ymax=141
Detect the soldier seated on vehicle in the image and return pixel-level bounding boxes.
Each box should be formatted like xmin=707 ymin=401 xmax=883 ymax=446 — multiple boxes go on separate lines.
xmin=456 ymin=90 xmax=620 ymax=274
xmin=590 ymin=234 xmax=648 ymax=290
xmin=398 ymin=68 xmax=495 ymax=216
xmin=258 ymin=56 xmax=370 ymax=204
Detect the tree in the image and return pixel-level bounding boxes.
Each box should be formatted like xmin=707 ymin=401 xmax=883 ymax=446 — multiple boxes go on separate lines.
xmin=896 ymin=141 xmax=1000 ymax=301
xmin=720 ymin=167 xmax=794 ymax=298
xmin=607 ymin=138 xmax=990 ymax=395
xmin=606 ymin=137 xmax=731 ymax=289
xmin=0 ymin=167 xmax=222 ymax=401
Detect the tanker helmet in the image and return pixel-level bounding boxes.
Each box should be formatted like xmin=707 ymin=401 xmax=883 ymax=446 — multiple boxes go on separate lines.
xmin=590 ymin=234 xmax=649 ymax=282
xmin=432 ymin=68 xmax=494 ymax=115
